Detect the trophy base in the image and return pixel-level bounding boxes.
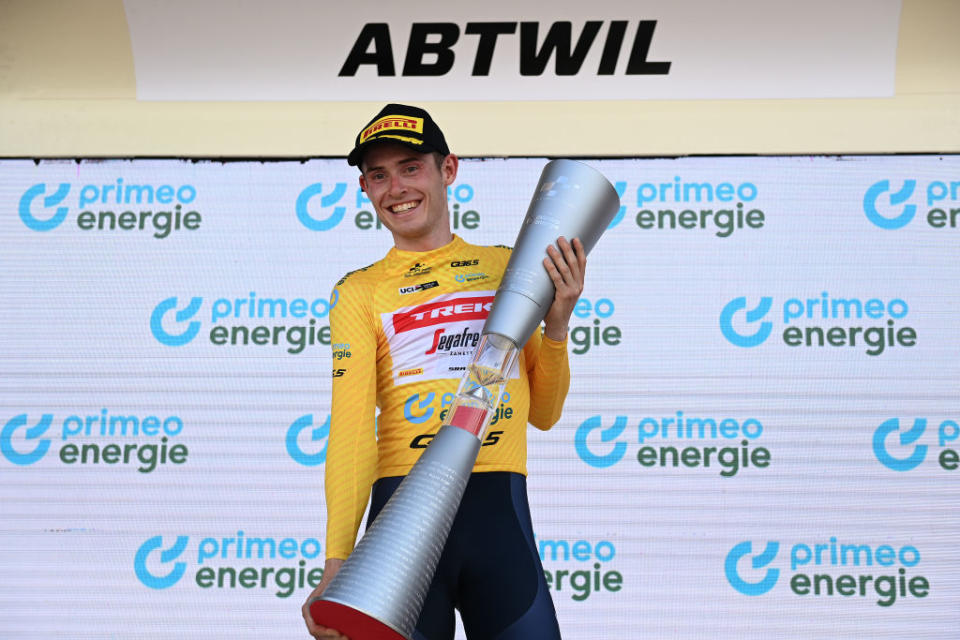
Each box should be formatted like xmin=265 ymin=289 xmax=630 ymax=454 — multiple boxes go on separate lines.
xmin=310 ymin=599 xmax=409 ymax=640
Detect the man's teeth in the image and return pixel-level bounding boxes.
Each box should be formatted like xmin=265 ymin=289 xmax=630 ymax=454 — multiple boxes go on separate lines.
xmin=391 ymin=201 xmax=419 ymax=213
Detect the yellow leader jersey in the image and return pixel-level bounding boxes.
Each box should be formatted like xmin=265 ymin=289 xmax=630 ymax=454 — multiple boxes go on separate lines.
xmin=325 ymin=234 xmax=570 ymax=560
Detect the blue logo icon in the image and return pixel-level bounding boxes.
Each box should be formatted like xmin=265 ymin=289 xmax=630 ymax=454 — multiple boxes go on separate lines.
xmin=720 ymin=297 xmax=774 ymax=347
xmin=297 ymin=183 xmax=347 ymax=231
xmin=135 ymin=535 xmax=189 ymax=589
xmin=151 ymin=297 xmax=203 ymax=346
xmin=873 ymin=418 xmax=928 ymax=471
xmin=404 ymin=392 xmax=435 ymax=424
xmin=863 ymin=180 xmax=917 ymax=229
xmin=608 ymin=181 xmax=627 ymax=229
xmin=725 ymin=541 xmax=780 ymax=596
xmin=286 ymin=414 xmax=330 ymax=466
xmin=1 ymin=414 xmax=53 ymax=465
xmin=575 ymin=415 xmax=629 ymax=468
xmin=19 ymin=183 xmax=71 ymax=231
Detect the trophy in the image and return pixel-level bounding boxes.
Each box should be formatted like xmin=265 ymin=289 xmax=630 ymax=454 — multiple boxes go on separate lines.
xmin=310 ymin=159 xmax=621 ymax=639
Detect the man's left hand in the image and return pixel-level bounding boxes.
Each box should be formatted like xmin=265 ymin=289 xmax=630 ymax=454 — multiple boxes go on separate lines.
xmin=542 ymin=236 xmax=587 ymax=341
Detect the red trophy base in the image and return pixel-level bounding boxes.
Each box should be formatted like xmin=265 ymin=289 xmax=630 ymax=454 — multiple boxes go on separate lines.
xmin=310 ymin=599 xmax=408 ymax=640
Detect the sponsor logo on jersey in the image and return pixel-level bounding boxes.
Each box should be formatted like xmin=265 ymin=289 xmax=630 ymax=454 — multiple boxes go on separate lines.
xmin=399 ymin=280 xmax=439 ymax=295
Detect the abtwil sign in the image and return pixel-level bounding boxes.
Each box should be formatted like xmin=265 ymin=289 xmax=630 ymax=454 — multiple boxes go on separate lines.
xmin=124 ymin=0 xmax=900 ymax=100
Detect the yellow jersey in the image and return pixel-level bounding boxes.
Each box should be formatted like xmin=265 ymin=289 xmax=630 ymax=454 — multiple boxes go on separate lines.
xmin=325 ymin=234 xmax=570 ymax=560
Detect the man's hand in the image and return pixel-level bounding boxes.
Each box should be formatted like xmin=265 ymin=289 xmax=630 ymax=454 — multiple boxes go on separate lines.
xmin=302 ymin=558 xmax=349 ymax=639
xmin=542 ymin=236 xmax=587 ymax=341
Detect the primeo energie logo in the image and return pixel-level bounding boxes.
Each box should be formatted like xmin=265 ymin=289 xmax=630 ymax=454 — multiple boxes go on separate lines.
xmin=134 ymin=531 xmax=325 ymax=598
xmin=18 ymin=180 xmax=201 ymax=237
xmin=863 ymin=178 xmax=960 ymax=229
xmin=286 ymin=414 xmax=330 ymax=466
xmin=725 ymin=538 xmax=929 ymax=607
xmin=606 ymin=176 xmax=765 ymax=237
xmin=574 ymin=412 xmax=769 ymax=477
xmin=873 ymin=417 xmax=960 ymax=472
xmin=1 ymin=410 xmax=187 ymax=472
xmin=150 ymin=292 xmax=334 ymax=354
xmin=719 ymin=292 xmax=917 ymax=356
xmin=537 ymin=537 xmax=622 ymax=601
xmin=296 ymin=182 xmax=480 ymax=231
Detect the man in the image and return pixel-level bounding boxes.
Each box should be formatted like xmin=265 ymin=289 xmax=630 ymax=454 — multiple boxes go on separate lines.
xmin=303 ymin=104 xmax=586 ymax=639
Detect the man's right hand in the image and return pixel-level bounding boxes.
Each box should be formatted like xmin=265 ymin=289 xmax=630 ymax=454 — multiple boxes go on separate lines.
xmin=302 ymin=558 xmax=349 ymax=639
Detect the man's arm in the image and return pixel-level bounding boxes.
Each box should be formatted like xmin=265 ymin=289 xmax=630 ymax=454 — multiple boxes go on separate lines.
xmin=526 ymin=236 xmax=586 ymax=429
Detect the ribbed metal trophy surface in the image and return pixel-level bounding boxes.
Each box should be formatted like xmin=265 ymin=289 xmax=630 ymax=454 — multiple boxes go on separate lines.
xmin=310 ymin=159 xmax=620 ymax=640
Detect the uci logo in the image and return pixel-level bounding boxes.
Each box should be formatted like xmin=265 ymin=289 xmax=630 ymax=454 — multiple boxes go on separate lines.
xmin=135 ymin=535 xmax=190 ymax=589
xmin=1 ymin=414 xmax=53 ymax=465
xmin=286 ymin=414 xmax=329 ymax=466
xmin=719 ymin=297 xmax=774 ymax=348
xmin=725 ymin=541 xmax=780 ymax=596
xmin=574 ymin=416 xmax=629 ymax=468
xmin=863 ymin=180 xmax=917 ymax=230
xmin=296 ymin=183 xmax=347 ymax=231
xmin=151 ymin=297 xmax=204 ymax=346
xmin=873 ymin=418 xmax=928 ymax=471
xmin=19 ymin=183 xmax=71 ymax=231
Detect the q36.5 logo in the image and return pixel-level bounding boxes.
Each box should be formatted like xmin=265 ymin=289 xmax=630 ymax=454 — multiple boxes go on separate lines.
xmin=719 ymin=297 xmax=774 ymax=347
xmin=725 ymin=540 xmax=780 ymax=596
xmin=134 ymin=535 xmax=190 ymax=589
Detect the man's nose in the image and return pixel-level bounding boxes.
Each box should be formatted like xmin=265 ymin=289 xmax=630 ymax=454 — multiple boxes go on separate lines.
xmin=388 ymin=173 xmax=406 ymax=196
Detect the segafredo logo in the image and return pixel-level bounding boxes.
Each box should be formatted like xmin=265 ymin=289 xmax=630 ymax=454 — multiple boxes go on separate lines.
xmin=285 ymin=414 xmax=329 ymax=466
xmin=296 ymin=182 xmax=480 ymax=231
xmin=725 ymin=538 xmax=930 ymax=607
xmin=1 ymin=410 xmax=187 ymax=472
xmin=863 ymin=178 xmax=960 ymax=229
xmin=574 ymin=412 xmax=769 ymax=477
xmin=719 ymin=293 xmax=917 ymax=356
xmin=18 ymin=180 xmax=202 ymax=237
xmin=873 ymin=417 xmax=960 ymax=471
xmin=134 ymin=532 xmax=325 ymax=597
xmin=150 ymin=292 xmax=333 ymax=354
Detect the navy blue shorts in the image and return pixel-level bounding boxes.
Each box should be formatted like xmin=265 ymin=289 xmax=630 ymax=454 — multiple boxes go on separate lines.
xmin=368 ymin=471 xmax=562 ymax=640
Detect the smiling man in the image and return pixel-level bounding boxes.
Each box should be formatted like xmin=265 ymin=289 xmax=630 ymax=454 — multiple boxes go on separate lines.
xmin=303 ymin=104 xmax=586 ymax=640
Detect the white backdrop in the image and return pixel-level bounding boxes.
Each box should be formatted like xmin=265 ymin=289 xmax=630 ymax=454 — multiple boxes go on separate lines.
xmin=1 ymin=155 xmax=958 ymax=638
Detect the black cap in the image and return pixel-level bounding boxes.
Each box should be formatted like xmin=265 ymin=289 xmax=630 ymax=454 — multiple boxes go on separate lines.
xmin=347 ymin=103 xmax=450 ymax=167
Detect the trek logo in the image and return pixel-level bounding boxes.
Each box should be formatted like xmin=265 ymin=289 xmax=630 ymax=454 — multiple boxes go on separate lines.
xmin=399 ymin=281 xmax=439 ymax=295
xmin=863 ymin=178 xmax=960 ymax=229
xmin=18 ymin=180 xmax=201 ymax=237
xmin=725 ymin=538 xmax=929 ymax=607
xmin=1 ymin=414 xmax=53 ymax=465
xmin=873 ymin=417 xmax=960 ymax=471
xmin=425 ymin=327 xmax=481 ymax=355
xmin=392 ymin=295 xmax=494 ymax=334
xmin=134 ymin=531 xmax=326 ymax=598
xmin=720 ymin=293 xmax=916 ymax=356
xmin=286 ymin=414 xmax=329 ymax=466
xmin=296 ymin=183 xmax=347 ymax=231
xmin=339 ymin=21 xmax=670 ymax=77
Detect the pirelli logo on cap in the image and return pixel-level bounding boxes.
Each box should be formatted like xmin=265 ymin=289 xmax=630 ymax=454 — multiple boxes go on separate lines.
xmin=361 ymin=116 xmax=424 ymax=143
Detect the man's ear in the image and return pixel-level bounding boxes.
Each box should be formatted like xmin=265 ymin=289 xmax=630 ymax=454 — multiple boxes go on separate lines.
xmin=441 ymin=154 xmax=459 ymax=186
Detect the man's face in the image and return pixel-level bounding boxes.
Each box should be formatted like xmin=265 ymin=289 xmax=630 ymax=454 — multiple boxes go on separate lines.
xmin=358 ymin=142 xmax=458 ymax=251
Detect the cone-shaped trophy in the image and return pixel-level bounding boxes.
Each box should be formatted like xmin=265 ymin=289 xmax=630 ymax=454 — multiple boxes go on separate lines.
xmin=310 ymin=159 xmax=620 ymax=639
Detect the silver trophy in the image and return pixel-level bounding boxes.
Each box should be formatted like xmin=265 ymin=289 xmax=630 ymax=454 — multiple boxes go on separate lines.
xmin=310 ymin=159 xmax=620 ymax=639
